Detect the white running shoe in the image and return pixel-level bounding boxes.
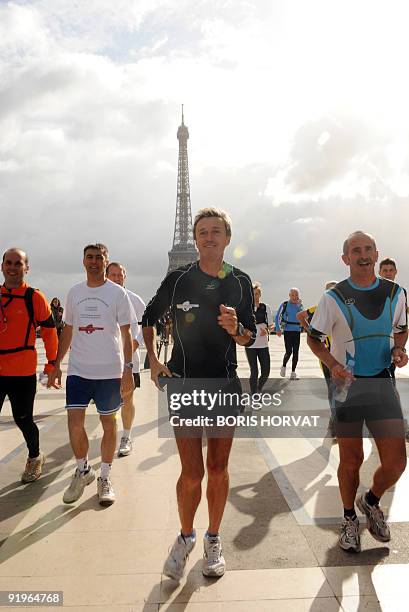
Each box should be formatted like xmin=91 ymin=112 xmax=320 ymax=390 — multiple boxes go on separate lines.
xmin=21 ymin=451 xmax=46 ymax=483
xmin=290 ymin=371 xmax=299 ymax=380
xmin=163 ymin=532 xmax=196 ymax=581
xmin=356 ymin=493 xmax=390 ymax=542
xmin=97 ymin=476 xmax=116 ymax=506
xmin=118 ymin=436 xmax=132 ymax=457
xmin=339 ymin=516 xmax=361 ymax=552
xmin=280 ymin=367 xmax=286 ymax=377
xmin=202 ymin=534 xmax=226 ymax=577
xmin=63 ymin=467 xmax=95 ymax=503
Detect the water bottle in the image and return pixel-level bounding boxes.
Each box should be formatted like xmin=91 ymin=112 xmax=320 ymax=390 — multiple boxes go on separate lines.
xmin=334 ymin=359 xmax=355 ymax=403
xmin=39 ymin=372 xmax=48 ymax=387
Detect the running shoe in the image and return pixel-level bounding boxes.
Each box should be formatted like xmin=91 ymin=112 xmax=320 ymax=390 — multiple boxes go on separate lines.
xmin=202 ymin=534 xmax=226 ymax=577
xmin=280 ymin=367 xmax=286 ymax=377
xmin=339 ymin=516 xmax=361 ymax=552
xmin=290 ymin=371 xmax=299 ymax=380
xmin=163 ymin=532 xmax=196 ymax=581
xmin=21 ymin=451 xmax=46 ymax=483
xmin=63 ymin=467 xmax=95 ymax=503
xmin=97 ymin=476 xmax=116 ymax=506
xmin=356 ymin=493 xmax=390 ymax=542
xmin=118 ymin=436 xmax=132 ymax=456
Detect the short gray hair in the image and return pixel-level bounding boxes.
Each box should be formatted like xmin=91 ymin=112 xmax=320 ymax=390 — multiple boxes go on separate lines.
xmin=343 ymin=231 xmax=376 ymax=255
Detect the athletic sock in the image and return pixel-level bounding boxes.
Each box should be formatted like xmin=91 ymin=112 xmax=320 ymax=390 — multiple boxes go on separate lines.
xmin=365 ymin=489 xmax=380 ymax=507
xmin=205 ymin=531 xmax=219 ymax=538
xmin=100 ymin=462 xmax=112 ymax=480
xmin=181 ymin=530 xmax=196 ymax=542
xmin=122 ymin=429 xmax=131 ymax=438
xmin=344 ymin=507 xmax=357 ymax=520
xmin=76 ymin=458 xmax=89 ymax=473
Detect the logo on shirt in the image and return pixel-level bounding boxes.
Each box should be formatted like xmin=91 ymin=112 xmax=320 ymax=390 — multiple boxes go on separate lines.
xmin=79 ymin=324 xmax=104 ymax=334
xmin=345 ymin=298 xmax=355 ymax=305
xmin=176 ymin=301 xmax=200 ymax=312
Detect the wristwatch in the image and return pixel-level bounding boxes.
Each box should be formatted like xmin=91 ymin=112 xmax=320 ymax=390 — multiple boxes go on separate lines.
xmin=124 ymin=362 xmax=134 ymax=369
xmin=234 ymin=322 xmax=246 ymax=337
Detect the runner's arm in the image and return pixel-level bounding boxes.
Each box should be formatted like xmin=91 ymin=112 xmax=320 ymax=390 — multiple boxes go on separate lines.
xmin=266 ymin=304 xmax=275 ymax=331
xmin=120 ymin=324 xmax=135 ymax=397
xmin=54 ymin=324 xmax=72 ymax=364
xmin=47 ymin=324 xmax=73 ymax=388
xmin=142 ymin=326 xmax=171 ymax=388
xmin=392 ymin=288 xmax=408 ymax=366
xmin=39 ymin=325 xmax=58 ymax=374
xmin=306 ymin=334 xmax=338 ymax=370
xmin=229 ymin=274 xmax=257 ymax=347
xmin=274 ymin=302 xmax=283 ymax=331
xmin=142 ymin=277 xmax=173 ymax=387
xmin=132 ymin=298 xmax=146 ymax=351
xmin=297 ymin=307 xmax=315 ymax=332
xmin=296 ymin=309 xmax=309 ymax=331
xmin=392 ymin=330 xmax=408 ymax=367
xmin=34 ymin=291 xmax=58 ymax=374
xmin=120 ymin=323 xmax=133 ymax=363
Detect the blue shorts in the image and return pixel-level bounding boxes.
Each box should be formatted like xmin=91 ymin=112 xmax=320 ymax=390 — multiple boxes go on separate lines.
xmin=66 ymin=375 xmax=122 ymax=415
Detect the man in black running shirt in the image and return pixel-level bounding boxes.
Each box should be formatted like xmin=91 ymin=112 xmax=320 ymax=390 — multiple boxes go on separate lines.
xmin=142 ymin=207 xmax=256 ymax=580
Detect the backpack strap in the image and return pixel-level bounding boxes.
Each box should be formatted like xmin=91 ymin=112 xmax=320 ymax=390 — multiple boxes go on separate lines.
xmin=331 ymin=286 xmax=354 ymax=332
xmin=0 ymin=287 xmax=37 ymax=354
xmin=258 ymin=303 xmax=268 ymax=325
xmin=279 ymin=301 xmax=288 ymax=327
xmin=23 ymin=287 xmax=36 ymax=348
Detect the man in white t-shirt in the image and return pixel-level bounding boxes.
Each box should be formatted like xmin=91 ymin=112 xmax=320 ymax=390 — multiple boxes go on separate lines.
xmin=48 ymin=244 xmax=135 ymax=506
xmin=106 ymin=261 xmax=146 ymax=456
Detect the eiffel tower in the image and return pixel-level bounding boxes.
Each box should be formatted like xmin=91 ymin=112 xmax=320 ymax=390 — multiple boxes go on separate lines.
xmin=167 ymin=106 xmax=198 ymax=273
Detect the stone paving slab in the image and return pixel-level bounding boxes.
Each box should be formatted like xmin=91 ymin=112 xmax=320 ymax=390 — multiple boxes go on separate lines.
xmin=0 ymin=337 xmax=408 ymax=609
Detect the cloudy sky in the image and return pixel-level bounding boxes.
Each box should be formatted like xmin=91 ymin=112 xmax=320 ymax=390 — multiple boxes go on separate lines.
xmin=2 ymin=0 xmax=409 ymax=308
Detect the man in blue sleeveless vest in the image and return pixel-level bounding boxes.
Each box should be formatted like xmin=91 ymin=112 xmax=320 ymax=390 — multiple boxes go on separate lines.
xmin=307 ymin=231 xmax=407 ymax=553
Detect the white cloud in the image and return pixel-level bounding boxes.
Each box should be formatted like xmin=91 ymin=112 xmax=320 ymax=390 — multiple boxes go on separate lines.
xmin=2 ymin=0 xmax=409 ymax=307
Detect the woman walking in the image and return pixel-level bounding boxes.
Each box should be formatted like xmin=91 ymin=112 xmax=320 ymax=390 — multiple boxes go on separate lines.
xmin=245 ymin=283 xmax=274 ymax=398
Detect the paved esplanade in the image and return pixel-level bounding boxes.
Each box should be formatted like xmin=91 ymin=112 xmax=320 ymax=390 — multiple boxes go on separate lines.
xmin=1 ymin=336 xmax=409 ymax=611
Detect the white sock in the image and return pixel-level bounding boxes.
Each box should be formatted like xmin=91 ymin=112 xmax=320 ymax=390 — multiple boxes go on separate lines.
xmin=100 ymin=462 xmax=112 ymax=480
xmin=76 ymin=457 xmax=89 ymax=473
xmin=122 ymin=429 xmax=131 ymax=439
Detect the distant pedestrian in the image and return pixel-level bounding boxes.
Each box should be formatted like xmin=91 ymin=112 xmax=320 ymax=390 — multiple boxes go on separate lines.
xmin=275 ymin=288 xmax=303 ymax=380
xmin=106 ymin=261 xmax=145 ymax=457
xmin=245 ymin=282 xmax=274 ymax=398
xmin=50 ymin=297 xmax=64 ymax=337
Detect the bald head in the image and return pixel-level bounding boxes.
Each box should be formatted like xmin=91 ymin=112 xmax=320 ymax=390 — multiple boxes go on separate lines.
xmin=1 ymin=248 xmax=29 ymax=288
xmin=2 ymin=248 xmax=28 ymax=264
